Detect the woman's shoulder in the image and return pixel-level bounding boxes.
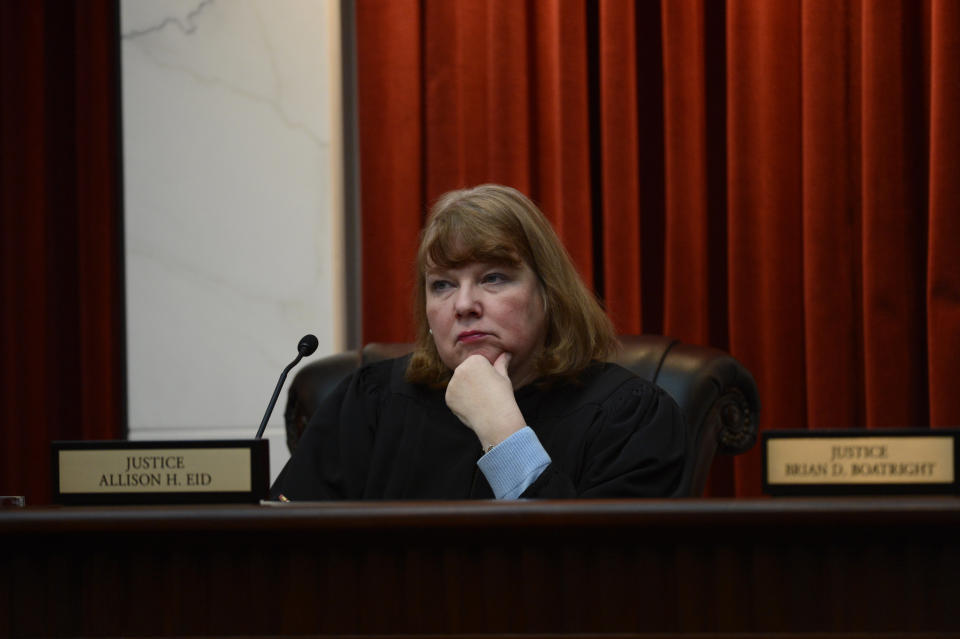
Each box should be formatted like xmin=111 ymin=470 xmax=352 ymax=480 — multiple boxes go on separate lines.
xmin=354 ymin=354 xmax=438 ymax=402
xmin=353 ymin=354 xmax=405 ymax=389
xmin=538 ymin=361 xmax=662 ymax=413
xmin=577 ymin=360 xmax=650 ymax=393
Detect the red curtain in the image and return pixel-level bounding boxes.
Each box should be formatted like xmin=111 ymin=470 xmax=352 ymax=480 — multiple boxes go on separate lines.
xmin=356 ymin=0 xmax=960 ymax=496
xmin=0 ymin=1 xmax=123 ymax=505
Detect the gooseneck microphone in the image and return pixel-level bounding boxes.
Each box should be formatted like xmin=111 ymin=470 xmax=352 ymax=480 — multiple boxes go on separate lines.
xmin=255 ymin=334 xmax=319 ymax=439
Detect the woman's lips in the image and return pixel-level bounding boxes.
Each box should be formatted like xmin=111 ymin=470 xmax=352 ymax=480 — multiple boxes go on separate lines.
xmin=457 ymin=331 xmax=489 ymax=343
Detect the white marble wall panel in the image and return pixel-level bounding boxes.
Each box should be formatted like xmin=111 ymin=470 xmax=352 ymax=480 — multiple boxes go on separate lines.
xmin=121 ymin=0 xmax=344 ymax=482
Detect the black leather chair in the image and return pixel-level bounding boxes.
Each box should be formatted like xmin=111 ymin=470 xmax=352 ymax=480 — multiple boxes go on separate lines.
xmin=283 ymin=336 xmax=760 ymax=496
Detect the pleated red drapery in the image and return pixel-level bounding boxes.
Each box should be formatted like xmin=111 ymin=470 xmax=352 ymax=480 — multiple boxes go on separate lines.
xmin=355 ymin=0 xmax=960 ymax=496
xmin=0 ymin=1 xmax=124 ymax=505
xmin=928 ymin=0 xmax=960 ymax=429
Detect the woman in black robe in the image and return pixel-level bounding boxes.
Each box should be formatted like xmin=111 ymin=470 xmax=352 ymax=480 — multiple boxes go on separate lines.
xmin=271 ymin=184 xmax=685 ymax=500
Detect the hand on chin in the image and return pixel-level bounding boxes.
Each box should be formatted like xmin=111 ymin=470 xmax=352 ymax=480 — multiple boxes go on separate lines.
xmin=445 ymin=351 xmax=525 ymax=448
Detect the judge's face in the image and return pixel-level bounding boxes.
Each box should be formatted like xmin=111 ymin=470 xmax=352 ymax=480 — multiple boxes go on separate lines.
xmin=425 ymin=259 xmax=547 ymax=388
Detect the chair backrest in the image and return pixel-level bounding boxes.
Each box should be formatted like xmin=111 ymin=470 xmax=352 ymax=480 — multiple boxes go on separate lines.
xmin=284 ymin=335 xmax=760 ymax=496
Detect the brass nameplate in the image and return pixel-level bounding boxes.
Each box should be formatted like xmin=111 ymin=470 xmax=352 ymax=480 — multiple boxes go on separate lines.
xmin=59 ymin=448 xmax=252 ymax=493
xmin=762 ymin=430 xmax=959 ymax=495
xmin=52 ymin=440 xmax=269 ymax=504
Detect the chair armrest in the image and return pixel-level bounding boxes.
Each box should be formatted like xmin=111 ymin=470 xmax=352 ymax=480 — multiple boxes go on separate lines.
xmin=283 ymin=351 xmax=362 ymax=453
xmin=616 ymin=336 xmax=760 ymax=496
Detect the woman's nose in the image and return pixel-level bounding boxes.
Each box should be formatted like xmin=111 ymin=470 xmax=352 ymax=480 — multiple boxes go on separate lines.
xmin=454 ymin=283 xmax=481 ymax=317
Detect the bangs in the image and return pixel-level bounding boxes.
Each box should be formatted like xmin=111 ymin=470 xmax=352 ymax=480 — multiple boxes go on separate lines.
xmin=421 ymin=206 xmax=528 ymax=270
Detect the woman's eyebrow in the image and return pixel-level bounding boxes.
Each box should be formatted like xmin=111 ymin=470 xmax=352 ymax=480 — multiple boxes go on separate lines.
xmin=482 ymin=260 xmax=523 ymax=272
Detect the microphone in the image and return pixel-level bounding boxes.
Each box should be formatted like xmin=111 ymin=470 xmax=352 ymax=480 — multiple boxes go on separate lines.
xmin=255 ymin=334 xmax=319 ymax=439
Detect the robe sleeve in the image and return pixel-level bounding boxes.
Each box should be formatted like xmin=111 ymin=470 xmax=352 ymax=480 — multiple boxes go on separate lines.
xmin=520 ymin=377 xmax=686 ymax=498
xmin=269 ymin=365 xmax=383 ymax=500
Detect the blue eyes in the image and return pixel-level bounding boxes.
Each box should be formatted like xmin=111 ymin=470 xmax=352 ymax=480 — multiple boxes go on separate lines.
xmin=428 ymin=273 xmax=508 ymax=292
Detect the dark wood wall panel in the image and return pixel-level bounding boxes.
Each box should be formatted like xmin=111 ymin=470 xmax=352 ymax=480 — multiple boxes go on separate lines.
xmin=2 ymin=498 xmax=959 ymax=637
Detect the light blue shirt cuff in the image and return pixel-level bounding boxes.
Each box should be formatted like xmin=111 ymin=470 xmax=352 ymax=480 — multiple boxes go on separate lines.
xmin=476 ymin=426 xmax=551 ymax=499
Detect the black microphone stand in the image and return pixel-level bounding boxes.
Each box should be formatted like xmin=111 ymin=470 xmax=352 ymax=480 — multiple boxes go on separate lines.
xmin=255 ymin=335 xmax=318 ymax=439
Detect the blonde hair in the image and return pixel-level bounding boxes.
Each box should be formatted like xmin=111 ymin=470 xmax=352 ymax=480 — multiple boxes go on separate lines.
xmin=405 ymin=184 xmax=618 ymax=386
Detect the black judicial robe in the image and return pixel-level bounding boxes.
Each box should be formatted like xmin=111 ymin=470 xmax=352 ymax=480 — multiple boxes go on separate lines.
xmin=270 ymin=355 xmax=686 ymax=500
